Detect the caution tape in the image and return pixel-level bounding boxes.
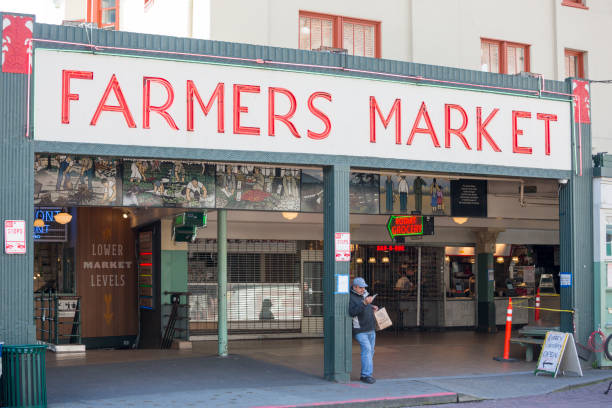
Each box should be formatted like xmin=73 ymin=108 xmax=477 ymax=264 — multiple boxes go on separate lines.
xmin=512 ymin=304 xmax=574 ymax=313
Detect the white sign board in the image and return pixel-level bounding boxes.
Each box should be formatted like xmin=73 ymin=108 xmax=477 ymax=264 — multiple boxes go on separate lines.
xmin=536 ymin=331 xmax=583 ymax=378
xmin=336 ymin=274 xmax=349 ymax=294
xmin=4 ymin=220 xmax=26 ymax=254
xmin=335 ymin=232 xmax=351 ymax=262
xmin=33 ymin=49 xmax=572 ymax=171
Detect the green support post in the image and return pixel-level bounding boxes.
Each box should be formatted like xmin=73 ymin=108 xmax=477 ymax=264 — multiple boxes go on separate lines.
xmin=477 ymin=252 xmax=496 ymax=333
xmin=217 ymin=209 xmax=228 ymax=357
xmin=322 ymin=165 xmax=351 ymax=382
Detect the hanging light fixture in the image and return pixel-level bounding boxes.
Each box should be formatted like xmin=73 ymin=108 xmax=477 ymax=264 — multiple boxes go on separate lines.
xmin=381 ymin=256 xmax=390 ymax=263
xmin=33 ymin=217 xmax=45 ymax=228
xmin=54 ymin=208 xmax=72 ymax=225
xmin=281 ymin=212 xmax=298 ymax=220
xmin=368 ymin=257 xmax=376 ymax=264
xmin=452 ymin=217 xmax=468 ymax=225
xmin=496 ymin=257 xmax=505 ymax=264
xmin=356 ymin=257 xmax=363 ymax=264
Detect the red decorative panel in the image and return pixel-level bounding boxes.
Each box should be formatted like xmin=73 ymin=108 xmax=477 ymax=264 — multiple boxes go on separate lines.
xmin=2 ymin=15 xmax=33 ymax=74
xmin=572 ymin=79 xmax=590 ymax=124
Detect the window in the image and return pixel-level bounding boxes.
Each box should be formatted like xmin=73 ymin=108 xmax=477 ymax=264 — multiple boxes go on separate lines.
xmin=561 ymin=0 xmax=588 ymax=9
xmin=87 ymin=0 xmax=120 ymax=30
xmin=299 ymin=11 xmax=380 ymax=58
xmin=606 ymin=225 xmax=612 ymax=257
xmin=565 ymin=49 xmax=585 ymax=78
xmin=481 ymin=39 xmax=530 ymax=74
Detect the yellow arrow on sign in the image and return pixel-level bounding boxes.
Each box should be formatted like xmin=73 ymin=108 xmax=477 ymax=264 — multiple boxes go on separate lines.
xmin=104 ymin=293 xmax=113 ymax=325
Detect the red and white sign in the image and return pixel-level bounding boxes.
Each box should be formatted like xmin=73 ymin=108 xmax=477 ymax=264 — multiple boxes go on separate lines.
xmin=335 ymin=232 xmax=350 ymax=262
xmin=33 ymin=49 xmax=572 ymax=171
xmin=2 ymin=15 xmax=33 ymax=74
xmin=4 ymin=220 xmax=26 ymax=254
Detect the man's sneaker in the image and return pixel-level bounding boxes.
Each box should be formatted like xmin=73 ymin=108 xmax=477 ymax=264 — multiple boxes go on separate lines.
xmin=360 ymin=376 xmax=376 ymax=384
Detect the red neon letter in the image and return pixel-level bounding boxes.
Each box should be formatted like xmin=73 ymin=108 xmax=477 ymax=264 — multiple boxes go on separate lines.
xmin=537 ymin=113 xmax=557 ymax=156
xmin=186 ymin=81 xmax=224 ymax=133
xmin=268 ymin=87 xmax=300 ymax=138
xmin=444 ymin=104 xmax=470 ymax=149
xmin=476 ymin=107 xmax=501 ymax=152
xmin=369 ymin=97 xmax=401 ymax=144
xmin=62 ymin=70 xmax=93 ymax=124
xmin=406 ymin=102 xmax=441 ymax=147
xmin=307 ymin=92 xmax=332 ymax=140
xmin=90 ymin=74 xmax=136 ymax=128
xmin=233 ymin=84 xmax=261 ymax=135
xmin=512 ymin=111 xmax=532 ymax=154
xmin=143 ymin=77 xmax=178 ymax=130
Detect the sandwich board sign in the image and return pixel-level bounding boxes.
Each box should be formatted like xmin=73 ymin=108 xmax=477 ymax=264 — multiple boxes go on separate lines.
xmin=535 ymin=331 xmax=583 ymax=377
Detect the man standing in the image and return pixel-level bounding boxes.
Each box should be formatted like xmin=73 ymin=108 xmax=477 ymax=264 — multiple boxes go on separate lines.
xmin=349 ymin=277 xmax=378 ymax=384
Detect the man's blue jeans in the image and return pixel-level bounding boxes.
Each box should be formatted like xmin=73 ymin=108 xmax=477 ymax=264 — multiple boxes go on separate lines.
xmin=355 ymin=330 xmax=376 ymax=377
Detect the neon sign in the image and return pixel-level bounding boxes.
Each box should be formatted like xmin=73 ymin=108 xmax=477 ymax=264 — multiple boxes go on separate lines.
xmin=376 ymin=245 xmax=406 ymax=252
xmin=387 ymin=215 xmax=423 ymax=238
xmin=34 ymin=207 xmax=67 ymax=242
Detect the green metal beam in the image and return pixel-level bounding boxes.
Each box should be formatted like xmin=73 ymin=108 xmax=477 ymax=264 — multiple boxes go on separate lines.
xmin=217 ymin=209 xmax=228 ymax=357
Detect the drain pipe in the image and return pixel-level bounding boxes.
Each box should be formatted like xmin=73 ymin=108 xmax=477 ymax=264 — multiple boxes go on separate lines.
xmin=519 ymin=181 xmax=526 ymax=207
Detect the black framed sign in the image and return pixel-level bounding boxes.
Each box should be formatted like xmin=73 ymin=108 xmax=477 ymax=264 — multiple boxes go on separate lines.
xmin=450 ymin=179 xmax=487 ymax=217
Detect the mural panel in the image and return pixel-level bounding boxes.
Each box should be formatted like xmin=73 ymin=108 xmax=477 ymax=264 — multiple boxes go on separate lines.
xmin=122 ymin=159 xmax=215 ymax=208
xmin=350 ymin=173 xmax=380 ymax=214
xmin=380 ymin=175 xmax=451 ymax=215
xmin=300 ymin=169 xmax=324 ymax=213
xmin=216 ymin=165 xmax=300 ymax=211
xmin=34 ymin=154 xmax=122 ymax=206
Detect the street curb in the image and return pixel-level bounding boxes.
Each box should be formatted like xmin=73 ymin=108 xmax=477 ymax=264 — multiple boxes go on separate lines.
xmin=252 ymin=392 xmax=458 ymax=408
xmin=549 ymin=375 xmax=612 ymax=394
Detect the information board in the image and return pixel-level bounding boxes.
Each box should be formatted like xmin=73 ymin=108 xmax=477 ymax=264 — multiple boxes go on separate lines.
xmin=4 ymin=220 xmax=26 ymax=254
xmin=335 ymin=232 xmax=350 ymax=262
xmin=450 ymin=179 xmax=487 ymax=217
xmin=535 ymin=331 xmax=582 ymax=377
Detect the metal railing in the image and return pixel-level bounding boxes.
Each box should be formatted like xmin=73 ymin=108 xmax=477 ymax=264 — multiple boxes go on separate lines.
xmin=33 ymin=293 xmax=81 ymax=345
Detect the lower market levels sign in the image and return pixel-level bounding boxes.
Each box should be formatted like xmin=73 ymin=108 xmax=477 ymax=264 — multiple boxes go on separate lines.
xmin=387 ymin=215 xmax=434 ymax=239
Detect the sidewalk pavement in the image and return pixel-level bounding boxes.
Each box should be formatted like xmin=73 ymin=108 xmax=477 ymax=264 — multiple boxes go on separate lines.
xmin=47 ymin=353 xmax=612 ymax=408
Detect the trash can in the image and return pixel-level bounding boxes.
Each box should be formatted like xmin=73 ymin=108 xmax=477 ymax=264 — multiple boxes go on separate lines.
xmin=1 ymin=345 xmax=47 ymax=408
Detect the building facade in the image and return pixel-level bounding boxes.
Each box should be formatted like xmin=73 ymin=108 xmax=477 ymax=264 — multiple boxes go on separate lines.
xmin=0 ymin=0 xmax=601 ymax=380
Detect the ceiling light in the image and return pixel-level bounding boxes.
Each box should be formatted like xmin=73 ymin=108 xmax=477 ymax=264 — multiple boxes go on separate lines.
xmin=356 ymin=257 xmax=363 ymax=264
xmin=512 ymin=256 xmax=519 ymax=263
xmin=122 ymin=212 xmax=129 ymax=219
xmin=381 ymin=256 xmax=390 ymax=263
xmin=452 ymin=217 xmax=468 ymax=225
xmin=368 ymin=257 xmax=376 ymax=264
xmin=281 ymin=212 xmax=298 ymax=220
xmin=496 ymin=257 xmax=504 ymax=264
xmin=54 ymin=209 xmax=72 ymax=225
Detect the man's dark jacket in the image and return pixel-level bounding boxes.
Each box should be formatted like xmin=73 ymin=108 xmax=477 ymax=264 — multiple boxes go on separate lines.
xmin=349 ymin=289 xmax=375 ymax=335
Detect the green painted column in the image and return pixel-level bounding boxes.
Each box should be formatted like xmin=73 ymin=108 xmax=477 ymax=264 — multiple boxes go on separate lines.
xmin=217 ymin=209 xmax=228 ymax=357
xmin=322 ymin=164 xmax=351 ymax=382
xmin=475 ymin=230 xmax=498 ymax=333
xmin=0 ymin=13 xmax=36 ymax=345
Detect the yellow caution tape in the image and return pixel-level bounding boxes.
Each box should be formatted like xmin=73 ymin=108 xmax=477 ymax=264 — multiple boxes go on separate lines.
xmin=512 ymin=305 xmax=574 ymax=313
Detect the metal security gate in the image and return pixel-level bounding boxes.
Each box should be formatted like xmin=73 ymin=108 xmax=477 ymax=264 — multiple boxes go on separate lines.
xmin=351 ymin=245 xmax=444 ymax=329
xmin=188 ymin=239 xmax=303 ymax=334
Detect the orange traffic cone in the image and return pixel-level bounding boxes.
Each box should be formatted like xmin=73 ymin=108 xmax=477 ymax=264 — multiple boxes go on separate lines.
xmin=534 ymin=287 xmax=541 ymax=322
xmin=494 ymin=297 xmax=517 ymax=362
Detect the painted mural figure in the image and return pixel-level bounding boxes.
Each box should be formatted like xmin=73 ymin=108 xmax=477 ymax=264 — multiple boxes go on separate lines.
xmin=129 ymin=161 xmax=144 ymax=183
xmin=385 ymin=175 xmax=393 ymax=212
xmin=430 ymin=178 xmax=439 ymax=213
xmin=78 ymin=157 xmax=95 ymax=191
xmin=436 ymin=184 xmax=444 ymax=212
xmin=102 ymin=178 xmax=117 ymax=203
xmin=56 ymin=155 xmax=74 ymax=190
xmin=398 ymin=175 xmax=408 ymax=213
xmin=219 ymin=165 xmax=236 ymax=198
xmin=183 ymin=177 xmax=207 ymax=202
xmin=413 ymin=176 xmax=426 ymax=213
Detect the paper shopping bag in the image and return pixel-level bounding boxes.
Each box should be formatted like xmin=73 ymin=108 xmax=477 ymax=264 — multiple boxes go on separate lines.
xmin=374 ymin=307 xmax=392 ymax=331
